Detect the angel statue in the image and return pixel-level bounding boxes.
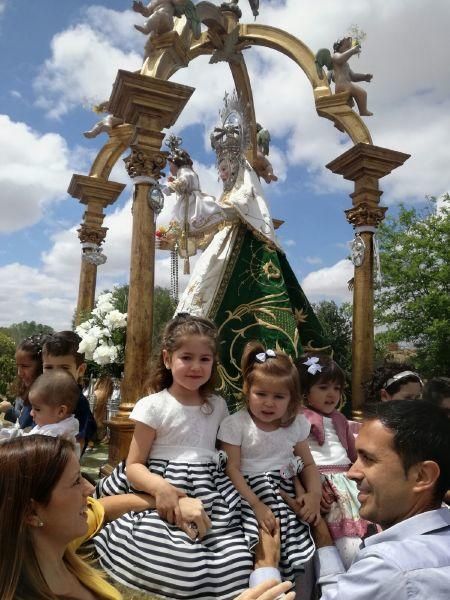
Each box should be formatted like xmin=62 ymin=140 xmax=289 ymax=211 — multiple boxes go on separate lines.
xmin=133 ymin=0 xmax=200 ymax=43
xmin=253 ymin=123 xmax=278 ymax=183
xmin=315 ymin=36 xmax=373 ymax=116
xmin=83 ymin=101 xmax=123 ymax=139
xmin=173 ymin=91 xmax=328 ymax=402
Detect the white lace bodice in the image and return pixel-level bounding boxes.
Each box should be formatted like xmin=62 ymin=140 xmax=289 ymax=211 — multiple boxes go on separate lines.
xmin=218 ymin=409 xmax=310 ymax=474
xmin=130 ymin=389 xmax=229 ymax=462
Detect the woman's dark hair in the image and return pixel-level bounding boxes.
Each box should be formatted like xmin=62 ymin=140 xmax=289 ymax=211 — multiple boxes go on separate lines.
xmin=0 ymin=436 xmax=74 ymax=599
xmin=363 ymin=361 xmax=422 ymax=403
xmin=296 ymin=353 xmax=345 ymax=399
xmin=363 ymin=400 xmax=450 ymax=502
xmin=148 ymin=313 xmax=219 ymax=404
xmin=15 ymin=334 xmax=46 ymax=402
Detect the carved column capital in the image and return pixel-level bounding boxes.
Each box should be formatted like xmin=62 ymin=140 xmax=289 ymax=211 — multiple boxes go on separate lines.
xmin=77 ymin=223 xmax=108 ymax=245
xmin=124 ymin=148 xmax=167 ymax=179
xmin=345 ymin=203 xmax=388 ymax=228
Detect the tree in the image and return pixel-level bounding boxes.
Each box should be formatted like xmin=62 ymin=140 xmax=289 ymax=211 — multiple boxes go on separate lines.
xmin=313 ymin=300 xmax=352 ymax=374
xmin=0 ymin=332 xmax=16 ymax=395
xmin=375 ymin=195 xmax=450 ymax=377
xmin=0 ymin=321 xmax=53 ymax=345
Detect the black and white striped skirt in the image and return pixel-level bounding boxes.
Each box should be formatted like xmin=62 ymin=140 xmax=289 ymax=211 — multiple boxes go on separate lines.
xmin=241 ymin=470 xmax=315 ymax=581
xmin=94 ymin=460 xmax=257 ymax=599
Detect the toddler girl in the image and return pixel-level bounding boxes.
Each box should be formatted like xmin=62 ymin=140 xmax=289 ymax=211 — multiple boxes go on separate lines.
xmin=218 ymin=342 xmax=320 ymax=582
xmin=297 ymin=353 xmax=369 ymax=568
xmin=94 ymin=313 xmax=255 ymax=600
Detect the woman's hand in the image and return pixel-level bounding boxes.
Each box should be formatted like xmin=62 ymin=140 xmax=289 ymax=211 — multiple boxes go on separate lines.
xmin=154 ymin=482 xmax=186 ymax=523
xmin=253 ymin=500 xmax=277 ymax=534
xmin=177 ymin=497 xmax=212 ymax=540
xmin=234 ymin=580 xmax=294 ymax=600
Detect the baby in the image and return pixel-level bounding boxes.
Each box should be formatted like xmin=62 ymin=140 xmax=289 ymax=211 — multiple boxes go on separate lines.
xmin=25 ymin=371 xmax=80 ymax=454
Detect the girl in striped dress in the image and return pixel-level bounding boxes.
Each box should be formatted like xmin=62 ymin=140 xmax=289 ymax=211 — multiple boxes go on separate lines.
xmin=94 ymin=314 xmax=256 ymax=599
xmin=218 ymin=342 xmax=321 ymax=582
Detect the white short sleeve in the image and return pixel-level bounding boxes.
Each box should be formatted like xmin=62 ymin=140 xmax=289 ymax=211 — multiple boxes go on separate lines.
xmin=217 ymin=412 xmax=244 ymax=446
xmin=129 ymin=394 xmax=161 ymax=429
xmin=295 ymin=413 xmax=311 ymax=442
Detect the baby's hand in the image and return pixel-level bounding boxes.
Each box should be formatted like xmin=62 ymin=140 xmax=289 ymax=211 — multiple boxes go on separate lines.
xmin=296 ymin=492 xmax=321 ymax=526
xmin=253 ymin=500 xmax=276 ymax=534
xmin=155 ymin=482 xmax=185 ymax=524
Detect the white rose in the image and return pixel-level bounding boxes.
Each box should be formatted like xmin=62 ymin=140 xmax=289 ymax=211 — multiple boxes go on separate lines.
xmin=104 ymin=309 xmax=127 ymax=329
xmin=78 ymin=334 xmax=98 ymax=360
xmin=93 ymin=343 xmax=118 ymax=366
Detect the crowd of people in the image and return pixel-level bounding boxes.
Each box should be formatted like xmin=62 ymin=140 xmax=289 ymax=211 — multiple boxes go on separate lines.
xmin=0 ymin=315 xmax=449 ymax=599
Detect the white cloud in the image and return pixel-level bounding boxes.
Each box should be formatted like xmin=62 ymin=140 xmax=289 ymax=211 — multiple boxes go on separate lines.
xmin=301 ymin=259 xmax=353 ymax=303
xmin=304 ymin=256 xmax=323 ymax=266
xmin=0 ymin=115 xmax=75 ymax=232
xmin=34 ymin=22 xmax=142 ymax=119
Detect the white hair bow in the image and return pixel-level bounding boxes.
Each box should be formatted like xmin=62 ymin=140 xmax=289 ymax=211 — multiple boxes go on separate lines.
xmin=255 ymin=349 xmax=276 ymax=363
xmin=303 ymin=356 xmax=322 ymax=375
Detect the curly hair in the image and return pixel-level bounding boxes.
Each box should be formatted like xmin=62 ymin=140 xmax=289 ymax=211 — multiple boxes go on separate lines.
xmin=241 ymin=342 xmax=301 ymax=427
xmin=147 ymin=313 xmax=219 ymax=405
xmin=363 ymin=361 xmax=422 ymax=403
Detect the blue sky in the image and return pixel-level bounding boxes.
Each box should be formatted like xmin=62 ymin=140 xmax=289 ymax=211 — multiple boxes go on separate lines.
xmin=1 ymin=0 xmax=449 ymax=328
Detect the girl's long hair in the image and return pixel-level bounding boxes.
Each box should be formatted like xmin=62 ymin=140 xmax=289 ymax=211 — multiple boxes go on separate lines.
xmin=0 ymin=436 xmax=118 ymax=600
xmin=147 ymin=313 xmax=219 ymax=404
xmin=15 ymin=333 xmax=45 ymax=404
xmin=241 ymin=341 xmax=301 ymax=427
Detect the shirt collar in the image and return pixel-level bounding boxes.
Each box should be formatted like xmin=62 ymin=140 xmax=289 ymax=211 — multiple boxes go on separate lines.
xmin=362 ymin=508 xmax=450 ymax=548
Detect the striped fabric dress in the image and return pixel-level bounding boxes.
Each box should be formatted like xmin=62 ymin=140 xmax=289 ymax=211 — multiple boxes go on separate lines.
xmin=94 ymin=390 xmax=256 ymax=599
xmin=217 ymin=409 xmax=315 ymax=581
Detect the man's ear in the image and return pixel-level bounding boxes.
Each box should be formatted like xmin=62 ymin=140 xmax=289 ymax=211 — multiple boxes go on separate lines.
xmin=411 ymin=460 xmax=440 ymax=494
xmin=76 ymin=362 xmax=87 ymax=382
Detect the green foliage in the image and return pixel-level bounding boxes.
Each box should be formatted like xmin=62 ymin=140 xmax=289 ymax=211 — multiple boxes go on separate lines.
xmin=0 ymin=332 xmax=16 ymax=395
xmin=0 ymin=321 xmax=53 ymax=345
xmin=313 ymin=300 xmax=353 ymax=374
xmin=375 ymin=195 xmax=450 ymax=377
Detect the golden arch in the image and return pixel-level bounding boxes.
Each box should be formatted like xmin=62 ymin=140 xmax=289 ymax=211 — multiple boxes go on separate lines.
xmin=88 ymin=14 xmax=372 ymax=180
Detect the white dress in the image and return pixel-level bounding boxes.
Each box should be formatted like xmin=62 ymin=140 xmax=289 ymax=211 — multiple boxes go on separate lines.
xmin=218 ymin=409 xmax=315 ymax=581
xmin=94 ymin=390 xmax=256 ymax=600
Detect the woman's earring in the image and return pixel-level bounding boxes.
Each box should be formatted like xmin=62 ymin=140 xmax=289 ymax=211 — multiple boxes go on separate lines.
xmin=37 ymin=518 xmax=44 ymax=527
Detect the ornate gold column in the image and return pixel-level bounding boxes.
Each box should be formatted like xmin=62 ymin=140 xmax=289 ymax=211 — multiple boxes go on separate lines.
xmin=69 ymin=175 xmax=125 ymax=324
xmin=326 ymin=144 xmax=410 ymax=416
xmin=104 ymin=71 xmax=194 ymax=469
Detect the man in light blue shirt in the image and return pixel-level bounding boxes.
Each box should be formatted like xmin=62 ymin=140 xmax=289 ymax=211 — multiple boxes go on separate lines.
xmin=249 ymin=400 xmax=450 ymax=599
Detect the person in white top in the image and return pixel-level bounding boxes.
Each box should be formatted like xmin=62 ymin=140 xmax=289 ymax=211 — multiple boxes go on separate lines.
xmin=297 ymin=353 xmax=370 ymax=568
xmin=94 ymin=313 xmax=255 ymax=600
xmin=218 ymin=342 xmax=321 ymax=584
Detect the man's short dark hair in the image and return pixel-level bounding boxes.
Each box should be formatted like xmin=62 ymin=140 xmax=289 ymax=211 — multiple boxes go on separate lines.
xmin=42 ymin=331 xmax=85 ymax=367
xmin=363 ymin=400 xmax=450 ymax=501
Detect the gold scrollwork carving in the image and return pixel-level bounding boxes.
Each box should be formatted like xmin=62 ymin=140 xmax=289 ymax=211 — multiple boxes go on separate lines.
xmin=345 ymin=203 xmax=387 ymax=228
xmin=77 ymin=224 xmax=107 ymax=245
xmin=124 ymin=149 xmax=167 ymax=179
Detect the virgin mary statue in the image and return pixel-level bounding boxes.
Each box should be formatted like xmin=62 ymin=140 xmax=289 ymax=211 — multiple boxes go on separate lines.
xmin=160 ymin=92 xmax=328 ymax=404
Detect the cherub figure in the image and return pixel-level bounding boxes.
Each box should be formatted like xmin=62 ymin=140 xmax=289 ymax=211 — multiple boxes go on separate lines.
xmin=254 ymin=123 xmax=278 ymax=184
xmin=133 ymin=0 xmax=184 ymax=35
xmin=83 ymin=101 xmax=123 ymax=139
xmin=316 ymin=37 xmax=373 ymax=116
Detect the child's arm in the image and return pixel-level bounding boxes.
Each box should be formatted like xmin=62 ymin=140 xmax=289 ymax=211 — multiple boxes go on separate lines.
xmin=222 ymin=441 xmax=276 ymax=534
xmin=293 ymin=440 xmax=322 ymax=526
xmin=126 ymin=422 xmax=186 ymax=524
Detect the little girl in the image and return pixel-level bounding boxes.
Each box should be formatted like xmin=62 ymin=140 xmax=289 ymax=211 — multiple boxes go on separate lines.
xmin=297 ymin=353 xmax=370 ymax=568
xmin=94 ymin=314 xmax=255 ymax=600
xmin=218 ymin=342 xmax=321 ymax=582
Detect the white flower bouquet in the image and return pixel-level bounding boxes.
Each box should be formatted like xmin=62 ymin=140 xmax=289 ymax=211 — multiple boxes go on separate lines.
xmin=76 ymin=292 xmax=127 ymax=369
